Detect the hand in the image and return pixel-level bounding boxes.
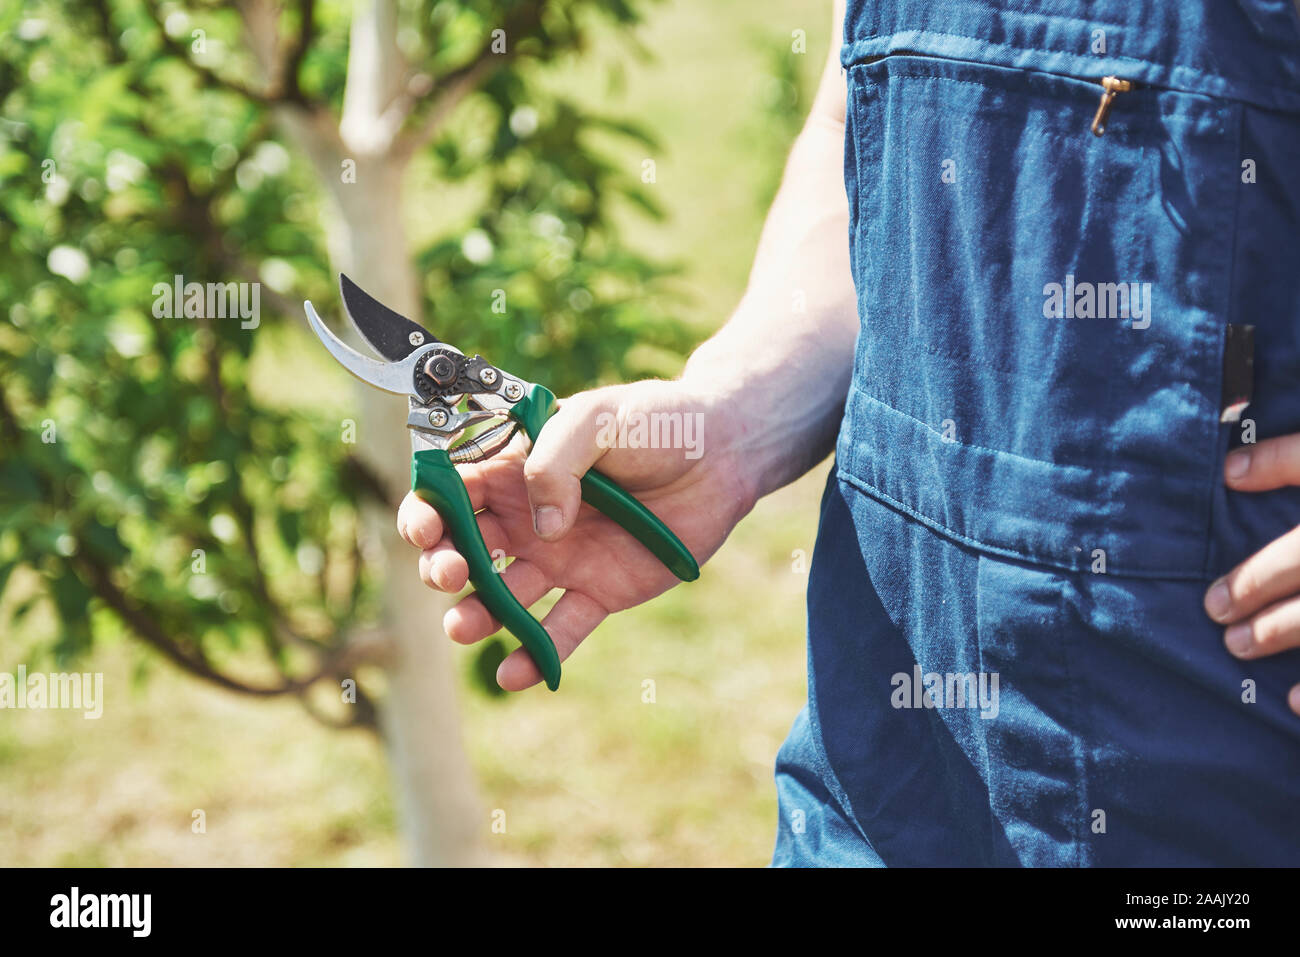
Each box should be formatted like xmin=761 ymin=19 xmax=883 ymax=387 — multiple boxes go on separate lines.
xmin=397 ymin=379 xmax=754 ymax=691
xmin=1203 ymin=434 xmax=1300 ymax=715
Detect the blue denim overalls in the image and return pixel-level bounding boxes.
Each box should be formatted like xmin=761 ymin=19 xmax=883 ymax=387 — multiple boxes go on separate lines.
xmin=774 ymin=0 xmax=1300 ymax=865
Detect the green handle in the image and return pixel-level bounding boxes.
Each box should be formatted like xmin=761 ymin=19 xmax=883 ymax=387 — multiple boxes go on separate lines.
xmin=409 ymin=385 xmax=699 ymax=693
xmin=512 ymin=384 xmax=700 ymax=583
xmin=411 ymin=448 xmax=563 ymax=691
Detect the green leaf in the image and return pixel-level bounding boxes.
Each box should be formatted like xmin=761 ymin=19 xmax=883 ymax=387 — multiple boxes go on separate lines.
xmin=470 ymin=638 xmax=509 ymax=699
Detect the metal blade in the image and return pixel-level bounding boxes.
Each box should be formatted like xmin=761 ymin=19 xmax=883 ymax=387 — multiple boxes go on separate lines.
xmin=304 ymin=300 xmax=419 ymax=396
xmin=339 ymin=273 xmax=436 ymax=361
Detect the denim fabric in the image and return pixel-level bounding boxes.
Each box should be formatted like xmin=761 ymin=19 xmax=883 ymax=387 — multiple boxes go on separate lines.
xmin=774 ymin=0 xmax=1300 ymax=865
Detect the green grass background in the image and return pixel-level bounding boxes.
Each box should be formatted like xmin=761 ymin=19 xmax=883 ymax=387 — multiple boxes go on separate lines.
xmin=0 ymin=0 xmax=834 ymax=867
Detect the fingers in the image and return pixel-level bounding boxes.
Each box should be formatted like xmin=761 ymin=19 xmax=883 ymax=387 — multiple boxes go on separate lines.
xmin=1204 ymin=525 xmax=1300 ymax=626
xmin=443 ymin=557 xmax=553 ymax=644
xmin=418 ymin=540 xmax=470 ymax=592
xmin=1219 ymin=433 xmax=1300 ymax=712
xmin=399 ymin=492 xmax=443 ymax=550
xmin=1221 ymin=594 xmax=1300 ymax=661
xmin=441 ymin=570 xmax=608 ymax=692
xmin=522 ymin=391 xmax=608 ymax=542
xmin=495 ymin=591 xmax=609 ymax=691
xmin=1205 ymin=525 xmax=1300 ymax=672
xmin=416 ymin=511 xmax=509 ymax=593
xmin=1224 ymin=434 xmax=1300 ymax=492
xmin=396 ymin=469 xmax=489 ymax=549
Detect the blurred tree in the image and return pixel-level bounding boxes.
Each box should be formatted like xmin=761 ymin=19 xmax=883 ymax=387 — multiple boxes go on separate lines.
xmin=746 ymin=33 xmax=810 ymax=208
xmin=0 ymin=0 xmax=689 ymax=865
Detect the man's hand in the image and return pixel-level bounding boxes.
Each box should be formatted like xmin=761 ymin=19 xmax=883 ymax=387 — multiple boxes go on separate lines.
xmin=397 ymin=0 xmax=858 ymax=692
xmin=1203 ymin=434 xmax=1300 ymax=714
xmin=397 ymin=379 xmax=755 ymax=691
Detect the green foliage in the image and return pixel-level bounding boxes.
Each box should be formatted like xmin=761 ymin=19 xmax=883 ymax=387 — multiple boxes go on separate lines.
xmin=470 ymin=636 xmax=509 ymax=697
xmin=417 ymin=86 xmax=691 ymax=392
xmin=745 ymin=33 xmax=811 ymax=208
xmin=0 ymin=0 xmax=686 ymax=714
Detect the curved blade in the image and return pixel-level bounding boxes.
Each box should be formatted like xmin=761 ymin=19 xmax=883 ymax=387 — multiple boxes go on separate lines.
xmin=304 ymin=300 xmax=418 ymax=396
xmin=339 ymin=273 xmax=437 ymax=361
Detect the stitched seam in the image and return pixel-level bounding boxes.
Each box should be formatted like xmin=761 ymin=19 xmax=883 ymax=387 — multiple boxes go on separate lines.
xmin=836 ymin=466 xmax=1206 ymax=581
xmin=864 ymin=8 xmax=1135 ymax=36
xmin=845 ymin=33 xmax=1169 ymax=72
xmin=972 ymin=557 xmax=1000 ymax=864
xmin=872 ymin=67 xmax=1233 ymax=127
xmin=847 ymin=381 xmax=1209 ymax=486
xmin=841 ymin=33 xmax=1300 ymax=108
xmin=1202 ymin=105 xmax=1247 ymax=579
xmin=1055 ymin=587 xmax=1089 ymax=867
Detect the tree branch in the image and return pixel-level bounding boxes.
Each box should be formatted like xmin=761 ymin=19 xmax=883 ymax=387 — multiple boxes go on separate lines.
xmin=392 ymin=2 xmax=550 ymax=161
xmin=300 ymin=688 xmax=378 ymax=730
xmin=279 ymin=0 xmax=316 ymax=105
xmin=73 ymin=553 xmax=321 ymax=697
xmin=393 ymin=53 xmax=502 ymax=163
xmin=140 ymin=0 xmax=286 ymax=105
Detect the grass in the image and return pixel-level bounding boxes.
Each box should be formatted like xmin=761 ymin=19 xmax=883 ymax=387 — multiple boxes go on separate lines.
xmin=0 ymin=0 xmax=833 ymax=867
xmin=462 ymin=468 xmax=826 ymax=866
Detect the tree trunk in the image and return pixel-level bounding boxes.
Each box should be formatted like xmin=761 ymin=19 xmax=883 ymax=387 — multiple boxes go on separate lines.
xmin=336 ymin=162 xmax=486 ymax=868
xmin=257 ymin=0 xmax=487 ymax=867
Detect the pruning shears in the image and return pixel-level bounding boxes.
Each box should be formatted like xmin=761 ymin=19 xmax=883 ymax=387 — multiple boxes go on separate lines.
xmin=304 ymin=275 xmax=699 ymax=691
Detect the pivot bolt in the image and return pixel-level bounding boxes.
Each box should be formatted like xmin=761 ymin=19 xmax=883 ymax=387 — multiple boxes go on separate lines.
xmin=424 ymin=354 xmax=457 ymax=386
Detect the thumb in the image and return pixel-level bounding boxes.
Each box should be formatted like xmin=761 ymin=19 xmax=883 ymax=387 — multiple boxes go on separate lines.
xmin=522 ymin=391 xmax=611 ymax=541
xmin=1225 ymin=434 xmax=1300 ymax=492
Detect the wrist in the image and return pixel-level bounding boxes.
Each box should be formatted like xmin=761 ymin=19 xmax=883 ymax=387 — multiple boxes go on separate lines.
xmin=675 ymin=362 xmax=774 ymax=518
xmin=678 ymin=311 xmax=851 ymax=504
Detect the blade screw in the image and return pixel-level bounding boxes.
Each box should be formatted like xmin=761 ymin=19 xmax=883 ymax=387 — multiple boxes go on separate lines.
xmin=504 ymin=382 xmax=524 ymax=401
xmin=428 ymin=408 xmax=449 ymax=428
xmin=478 ymin=367 xmax=499 ymax=386
xmin=408 ymin=331 xmax=425 ymax=347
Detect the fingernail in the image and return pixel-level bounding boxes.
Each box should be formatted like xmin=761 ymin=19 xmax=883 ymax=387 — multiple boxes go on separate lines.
xmin=1205 ymin=581 xmax=1232 ymax=621
xmin=533 ymin=505 xmax=563 ymax=539
xmin=1288 ymin=685 xmax=1300 ymax=716
xmin=1225 ymin=622 xmax=1253 ymax=656
xmin=1226 ymin=450 xmax=1250 ymax=480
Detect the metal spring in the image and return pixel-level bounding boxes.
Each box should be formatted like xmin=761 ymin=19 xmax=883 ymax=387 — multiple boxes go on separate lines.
xmin=448 ymin=421 xmax=520 ymax=464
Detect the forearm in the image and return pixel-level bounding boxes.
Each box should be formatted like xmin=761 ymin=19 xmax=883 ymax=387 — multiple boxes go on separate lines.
xmin=681 ymin=110 xmax=858 ymax=503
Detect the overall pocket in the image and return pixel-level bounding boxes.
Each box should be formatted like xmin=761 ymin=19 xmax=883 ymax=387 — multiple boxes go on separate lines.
xmin=838 ymin=54 xmax=1241 ymax=579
